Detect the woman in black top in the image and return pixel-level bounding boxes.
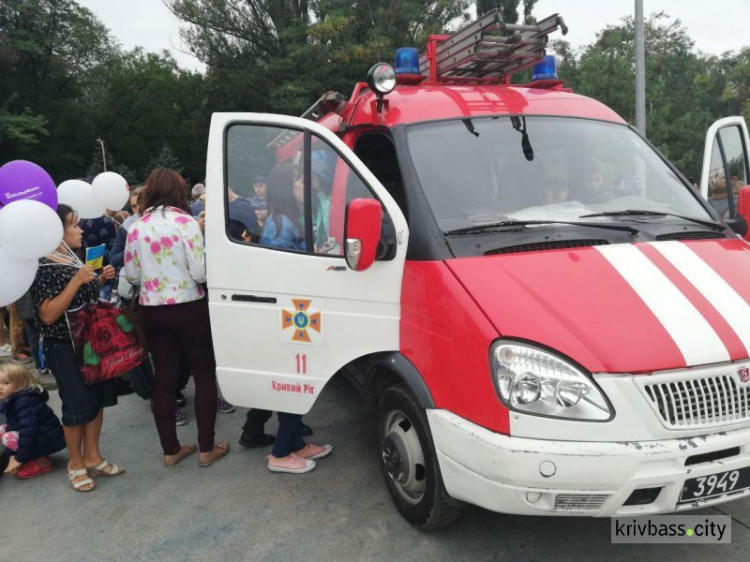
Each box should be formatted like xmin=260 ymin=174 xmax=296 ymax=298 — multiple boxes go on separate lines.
xmin=30 ymin=204 xmax=122 ymax=492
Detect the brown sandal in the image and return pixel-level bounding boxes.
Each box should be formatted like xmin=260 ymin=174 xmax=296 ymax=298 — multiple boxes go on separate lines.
xmin=199 ymin=442 xmax=230 ymax=467
xmin=164 ymin=444 xmax=197 ymax=468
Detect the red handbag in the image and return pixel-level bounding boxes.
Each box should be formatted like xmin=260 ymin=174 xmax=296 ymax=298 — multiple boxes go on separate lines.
xmin=67 ymin=301 xmax=147 ymax=385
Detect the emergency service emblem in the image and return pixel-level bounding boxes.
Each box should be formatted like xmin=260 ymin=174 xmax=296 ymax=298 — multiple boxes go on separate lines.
xmin=280 ymin=298 xmax=323 ymax=345
xmin=738 ymin=367 xmax=750 ymax=383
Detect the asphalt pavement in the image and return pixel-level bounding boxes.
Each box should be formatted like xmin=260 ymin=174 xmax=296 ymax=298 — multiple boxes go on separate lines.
xmin=3 ymin=373 xmax=750 ymax=561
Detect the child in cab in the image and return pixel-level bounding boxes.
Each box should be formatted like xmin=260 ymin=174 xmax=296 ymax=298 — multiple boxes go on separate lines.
xmin=0 ymin=361 xmax=66 ymax=479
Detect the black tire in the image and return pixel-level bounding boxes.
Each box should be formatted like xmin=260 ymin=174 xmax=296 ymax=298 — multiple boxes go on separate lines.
xmin=376 ymin=383 xmax=465 ymax=530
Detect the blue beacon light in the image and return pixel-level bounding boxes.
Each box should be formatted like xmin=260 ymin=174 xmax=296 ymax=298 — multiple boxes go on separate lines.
xmin=395 ymin=47 xmax=420 ymax=75
xmin=532 ymin=55 xmax=558 ymax=81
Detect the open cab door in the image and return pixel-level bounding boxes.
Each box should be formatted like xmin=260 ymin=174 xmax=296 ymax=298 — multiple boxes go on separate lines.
xmin=204 ymin=113 xmax=408 ymax=413
xmin=700 ymin=116 xmax=750 ymax=238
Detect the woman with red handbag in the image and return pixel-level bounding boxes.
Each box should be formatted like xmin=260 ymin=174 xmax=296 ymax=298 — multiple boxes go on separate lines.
xmin=123 ymin=168 xmax=229 ymax=468
xmin=30 ymin=203 xmax=123 ymax=492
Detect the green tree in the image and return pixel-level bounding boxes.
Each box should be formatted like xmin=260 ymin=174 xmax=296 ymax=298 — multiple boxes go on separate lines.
xmin=0 ymin=0 xmax=118 ymax=179
xmin=477 ymin=0 xmax=518 ymax=21
xmin=0 ymin=1 xmax=208 ymax=184
xmin=92 ymin=49 xmax=206 ymax=184
xmin=720 ymin=47 xmax=750 ymax=123
xmin=168 ymin=0 xmax=470 ymax=115
xmin=476 ymin=0 xmax=537 ymax=23
xmin=87 ymin=144 xmax=115 ymax=178
xmin=552 ymin=13 xmax=721 ymax=182
xmin=112 ymin=163 xmax=138 ymax=186
xmin=145 ymin=142 xmax=183 ymax=176
xmin=0 ymin=102 xmax=48 ymax=153
xmin=87 ymin=144 xmax=138 ymax=184
xmin=522 ymin=0 xmax=537 ymax=23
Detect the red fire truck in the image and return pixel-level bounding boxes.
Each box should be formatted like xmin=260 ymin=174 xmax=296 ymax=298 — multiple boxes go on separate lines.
xmin=204 ymin=10 xmax=750 ymax=528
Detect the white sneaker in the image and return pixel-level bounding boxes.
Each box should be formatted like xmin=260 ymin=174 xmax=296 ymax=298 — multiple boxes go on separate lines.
xmin=0 ymin=343 xmax=11 ymax=357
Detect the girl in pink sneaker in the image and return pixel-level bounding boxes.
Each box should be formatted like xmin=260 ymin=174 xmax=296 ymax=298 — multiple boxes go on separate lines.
xmin=267 ymin=413 xmax=332 ymax=473
xmin=0 ymin=361 xmax=66 ymax=479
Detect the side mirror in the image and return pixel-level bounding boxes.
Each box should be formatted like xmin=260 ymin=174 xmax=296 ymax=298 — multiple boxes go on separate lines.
xmin=344 ymin=199 xmax=382 ymax=271
xmin=731 ymin=185 xmax=750 ymax=239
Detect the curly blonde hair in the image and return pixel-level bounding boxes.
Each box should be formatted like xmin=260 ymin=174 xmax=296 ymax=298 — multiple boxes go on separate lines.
xmin=0 ymin=361 xmax=42 ymax=394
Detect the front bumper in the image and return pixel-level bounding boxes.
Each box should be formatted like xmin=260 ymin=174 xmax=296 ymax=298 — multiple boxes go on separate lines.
xmin=428 ymin=409 xmax=750 ymax=516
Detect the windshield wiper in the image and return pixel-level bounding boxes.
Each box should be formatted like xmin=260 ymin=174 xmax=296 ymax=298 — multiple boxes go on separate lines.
xmin=444 ymin=220 xmax=639 ymax=236
xmin=511 ymin=116 xmax=534 ymax=161
xmin=579 ymin=210 xmax=725 ymax=231
xmin=462 ymin=119 xmax=479 ymax=137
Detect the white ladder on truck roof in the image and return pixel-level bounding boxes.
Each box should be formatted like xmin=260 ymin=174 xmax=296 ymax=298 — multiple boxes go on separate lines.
xmin=420 ymin=10 xmax=567 ymax=83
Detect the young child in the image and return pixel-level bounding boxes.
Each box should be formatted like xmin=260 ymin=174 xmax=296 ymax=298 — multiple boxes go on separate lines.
xmin=0 ymin=361 xmax=66 ymax=479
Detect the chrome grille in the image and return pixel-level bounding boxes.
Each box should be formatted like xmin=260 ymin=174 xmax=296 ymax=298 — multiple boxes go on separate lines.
xmin=642 ymin=374 xmax=750 ymax=429
xmin=554 ymin=494 xmax=609 ymax=511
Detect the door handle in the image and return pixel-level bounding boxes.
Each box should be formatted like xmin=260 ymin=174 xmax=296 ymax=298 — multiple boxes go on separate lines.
xmin=231 ymin=295 xmax=277 ymax=304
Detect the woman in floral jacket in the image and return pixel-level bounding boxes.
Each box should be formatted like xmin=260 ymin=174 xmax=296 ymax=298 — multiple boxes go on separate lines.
xmin=124 ymin=168 xmax=229 ymax=468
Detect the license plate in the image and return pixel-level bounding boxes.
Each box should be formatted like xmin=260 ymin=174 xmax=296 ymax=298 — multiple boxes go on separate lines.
xmin=680 ymin=466 xmax=750 ymax=503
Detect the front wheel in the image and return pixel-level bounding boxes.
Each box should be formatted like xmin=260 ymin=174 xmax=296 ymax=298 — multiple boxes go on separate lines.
xmin=376 ymin=384 xmax=465 ymax=529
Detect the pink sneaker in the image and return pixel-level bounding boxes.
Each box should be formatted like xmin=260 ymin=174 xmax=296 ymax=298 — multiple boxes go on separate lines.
xmin=295 ymin=443 xmax=333 ymax=460
xmin=266 ymin=453 xmax=316 ymax=474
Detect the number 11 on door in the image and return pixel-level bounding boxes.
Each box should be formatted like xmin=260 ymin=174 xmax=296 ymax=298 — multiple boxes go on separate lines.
xmin=295 ymin=354 xmax=307 ymax=374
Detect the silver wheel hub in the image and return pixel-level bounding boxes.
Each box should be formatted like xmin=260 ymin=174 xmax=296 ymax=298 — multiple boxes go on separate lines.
xmin=382 ymin=410 xmax=426 ymax=505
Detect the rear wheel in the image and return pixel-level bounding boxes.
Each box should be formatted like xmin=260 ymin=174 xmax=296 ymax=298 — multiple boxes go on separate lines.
xmin=376 ymin=384 xmax=465 ymax=529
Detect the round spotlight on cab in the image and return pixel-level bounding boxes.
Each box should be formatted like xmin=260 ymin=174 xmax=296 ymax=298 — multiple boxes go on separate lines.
xmin=367 ymin=63 xmax=397 ymax=96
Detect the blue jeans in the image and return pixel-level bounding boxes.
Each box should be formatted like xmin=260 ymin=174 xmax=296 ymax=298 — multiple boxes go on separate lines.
xmin=272 ymin=413 xmax=306 ymax=458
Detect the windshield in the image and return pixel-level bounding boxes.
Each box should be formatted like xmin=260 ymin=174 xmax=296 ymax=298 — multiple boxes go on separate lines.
xmin=406 ymin=116 xmax=712 ymax=233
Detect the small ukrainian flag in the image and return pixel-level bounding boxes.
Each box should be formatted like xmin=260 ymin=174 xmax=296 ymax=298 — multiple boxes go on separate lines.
xmin=85 ymin=243 xmax=106 ymax=270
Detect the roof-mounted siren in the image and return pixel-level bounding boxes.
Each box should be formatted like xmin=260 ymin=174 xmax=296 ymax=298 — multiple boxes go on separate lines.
xmin=396 ymin=48 xmax=420 ymax=74
xmin=532 ymin=55 xmax=558 ymax=80
xmin=395 ymin=47 xmax=426 ymax=85
xmin=419 ymin=10 xmax=567 ymax=84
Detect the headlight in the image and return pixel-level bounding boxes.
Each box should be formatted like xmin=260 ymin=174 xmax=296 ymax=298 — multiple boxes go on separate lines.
xmin=491 ymin=341 xmax=613 ymax=421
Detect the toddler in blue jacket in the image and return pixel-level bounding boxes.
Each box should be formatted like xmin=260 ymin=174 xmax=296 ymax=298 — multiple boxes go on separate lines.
xmin=0 ymin=361 xmax=66 ymax=479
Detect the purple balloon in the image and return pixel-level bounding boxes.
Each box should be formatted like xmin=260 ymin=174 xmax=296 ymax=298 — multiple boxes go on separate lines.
xmin=0 ymin=160 xmax=58 ymax=210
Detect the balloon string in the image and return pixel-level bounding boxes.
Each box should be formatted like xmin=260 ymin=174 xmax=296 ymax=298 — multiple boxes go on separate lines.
xmin=49 ymin=251 xmax=75 ymax=260
xmin=56 ymin=250 xmax=80 ymax=264
xmin=39 ymin=262 xmax=83 ymax=268
xmin=60 ymin=241 xmax=83 ymax=265
xmin=108 ymin=213 xmax=125 ymax=226
xmin=48 ymin=252 xmax=82 ymax=265
xmin=49 ymin=246 xmax=83 ymax=266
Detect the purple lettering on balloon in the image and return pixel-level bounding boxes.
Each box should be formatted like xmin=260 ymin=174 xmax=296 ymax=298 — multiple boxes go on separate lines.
xmin=0 ymin=161 xmax=57 ymax=210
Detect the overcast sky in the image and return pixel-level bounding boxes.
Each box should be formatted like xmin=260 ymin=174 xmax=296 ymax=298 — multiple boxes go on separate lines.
xmin=78 ymin=0 xmax=750 ymax=73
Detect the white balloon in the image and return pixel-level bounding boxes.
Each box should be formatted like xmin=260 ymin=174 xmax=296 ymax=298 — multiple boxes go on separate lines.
xmin=92 ymin=172 xmax=129 ymax=211
xmin=0 ymin=249 xmax=38 ymax=307
xmin=57 ymin=179 xmax=106 ymax=219
xmin=0 ymin=200 xmax=63 ymax=259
